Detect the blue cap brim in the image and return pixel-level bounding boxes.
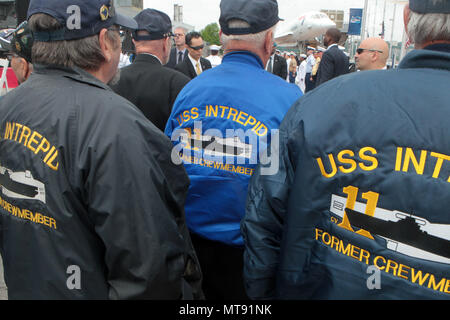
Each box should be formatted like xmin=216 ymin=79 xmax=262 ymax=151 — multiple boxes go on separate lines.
xmin=0 ymin=37 xmax=11 ymax=52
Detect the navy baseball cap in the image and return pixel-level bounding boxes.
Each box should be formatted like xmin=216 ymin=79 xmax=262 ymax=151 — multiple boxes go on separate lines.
xmin=27 ymin=0 xmax=138 ymax=41
xmin=132 ymin=9 xmax=173 ymax=41
xmin=219 ymin=0 xmax=282 ymax=35
xmin=410 ymin=0 xmax=450 ymax=13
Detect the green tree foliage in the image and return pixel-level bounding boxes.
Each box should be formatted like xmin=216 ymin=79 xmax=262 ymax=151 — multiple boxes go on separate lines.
xmin=200 ymin=23 xmax=220 ymax=45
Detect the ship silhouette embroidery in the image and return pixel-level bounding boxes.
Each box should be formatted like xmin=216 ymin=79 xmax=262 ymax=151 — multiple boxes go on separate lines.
xmin=188 ymin=136 xmax=244 ymax=156
xmin=345 ymin=208 xmax=450 ymax=259
xmin=0 ymin=170 xmax=38 ymax=198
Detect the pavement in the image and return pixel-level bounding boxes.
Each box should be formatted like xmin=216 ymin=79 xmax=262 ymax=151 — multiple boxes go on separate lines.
xmin=0 ymin=254 xmax=7 ymax=300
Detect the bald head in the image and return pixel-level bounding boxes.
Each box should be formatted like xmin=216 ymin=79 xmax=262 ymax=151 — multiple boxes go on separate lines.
xmin=355 ymin=37 xmax=389 ymax=71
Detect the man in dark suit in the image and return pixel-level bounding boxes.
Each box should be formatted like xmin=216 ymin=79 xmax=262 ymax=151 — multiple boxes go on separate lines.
xmin=111 ymin=9 xmax=190 ymax=132
xmin=266 ymin=47 xmax=287 ymax=80
xmin=175 ymin=31 xmax=212 ymax=79
xmin=165 ymin=26 xmax=188 ymax=68
xmin=315 ymin=28 xmax=349 ymax=88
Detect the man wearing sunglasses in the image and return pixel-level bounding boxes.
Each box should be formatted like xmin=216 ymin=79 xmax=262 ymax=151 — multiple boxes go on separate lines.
xmin=165 ymin=26 xmax=188 ymax=69
xmin=174 ymin=31 xmax=212 ymax=79
xmin=355 ymin=37 xmax=389 ymax=71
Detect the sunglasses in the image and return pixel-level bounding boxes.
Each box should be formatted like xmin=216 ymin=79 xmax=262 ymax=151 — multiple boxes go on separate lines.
xmin=189 ymin=44 xmax=204 ymax=50
xmin=356 ymin=48 xmax=383 ymax=54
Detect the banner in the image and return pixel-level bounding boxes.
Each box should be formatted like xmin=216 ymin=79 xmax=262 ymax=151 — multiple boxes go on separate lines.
xmin=348 ymin=8 xmax=363 ymax=35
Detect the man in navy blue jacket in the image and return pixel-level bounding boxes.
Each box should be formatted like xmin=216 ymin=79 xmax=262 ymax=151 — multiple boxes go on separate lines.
xmin=165 ymin=0 xmax=302 ymax=300
xmin=243 ymin=0 xmax=450 ymax=300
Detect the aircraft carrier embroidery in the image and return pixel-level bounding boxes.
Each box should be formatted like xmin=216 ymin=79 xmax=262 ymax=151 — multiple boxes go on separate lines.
xmin=330 ymin=194 xmax=450 ymax=264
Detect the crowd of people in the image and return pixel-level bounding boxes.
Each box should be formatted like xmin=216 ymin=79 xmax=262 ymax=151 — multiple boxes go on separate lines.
xmin=265 ymin=32 xmax=390 ymax=94
xmin=0 ymin=0 xmax=448 ymax=300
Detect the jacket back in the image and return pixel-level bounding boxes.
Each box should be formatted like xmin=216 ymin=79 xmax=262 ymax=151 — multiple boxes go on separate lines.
xmin=243 ymin=47 xmax=450 ymax=299
xmin=0 ymin=65 xmax=202 ymax=299
xmin=165 ymin=51 xmax=302 ymax=247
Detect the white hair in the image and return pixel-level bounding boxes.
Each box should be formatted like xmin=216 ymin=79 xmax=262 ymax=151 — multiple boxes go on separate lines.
xmin=407 ymin=4 xmax=450 ymax=45
xmin=220 ymin=20 xmax=277 ymax=49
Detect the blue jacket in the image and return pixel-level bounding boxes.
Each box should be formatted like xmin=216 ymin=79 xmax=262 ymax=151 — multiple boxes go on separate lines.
xmin=242 ymin=45 xmax=450 ymax=299
xmin=165 ymin=51 xmax=302 ymax=247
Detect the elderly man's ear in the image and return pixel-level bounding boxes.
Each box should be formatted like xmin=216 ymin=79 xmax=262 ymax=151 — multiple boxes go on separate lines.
xmin=12 ymin=56 xmax=33 ymax=84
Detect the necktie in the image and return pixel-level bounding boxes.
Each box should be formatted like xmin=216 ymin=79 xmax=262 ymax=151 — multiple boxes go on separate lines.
xmin=178 ymin=51 xmax=183 ymax=64
xmin=196 ymin=62 xmax=202 ymax=75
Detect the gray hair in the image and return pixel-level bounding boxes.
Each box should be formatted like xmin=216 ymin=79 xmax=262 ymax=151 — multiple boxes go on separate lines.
xmin=28 ymin=13 xmax=120 ymax=71
xmin=407 ymin=5 xmax=450 ymax=45
xmin=220 ymin=20 xmax=277 ymax=49
xmin=173 ymin=26 xmax=187 ymax=34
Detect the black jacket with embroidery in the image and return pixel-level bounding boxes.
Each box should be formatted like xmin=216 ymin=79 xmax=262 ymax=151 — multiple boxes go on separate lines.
xmin=0 ymin=65 xmax=202 ymax=300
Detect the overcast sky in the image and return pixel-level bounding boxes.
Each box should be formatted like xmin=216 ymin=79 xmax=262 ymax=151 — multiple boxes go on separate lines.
xmin=142 ymin=0 xmax=408 ymax=41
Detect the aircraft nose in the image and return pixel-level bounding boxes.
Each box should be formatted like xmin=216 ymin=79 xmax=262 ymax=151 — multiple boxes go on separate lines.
xmin=323 ymin=19 xmax=336 ymax=29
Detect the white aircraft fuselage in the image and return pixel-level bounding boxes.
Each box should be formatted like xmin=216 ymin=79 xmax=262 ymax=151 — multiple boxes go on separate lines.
xmin=275 ymin=11 xmax=336 ymax=46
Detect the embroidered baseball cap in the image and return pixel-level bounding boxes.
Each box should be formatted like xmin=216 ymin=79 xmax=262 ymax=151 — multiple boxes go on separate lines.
xmin=11 ymin=21 xmax=34 ymax=62
xmin=27 ymin=0 xmax=138 ymax=41
xmin=0 ymin=21 xmax=34 ymax=62
xmin=409 ymin=0 xmax=450 ymax=13
xmin=132 ymin=8 xmax=173 ymax=41
xmin=219 ymin=0 xmax=282 ymax=35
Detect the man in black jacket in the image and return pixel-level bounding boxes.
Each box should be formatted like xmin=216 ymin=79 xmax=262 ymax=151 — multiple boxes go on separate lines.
xmin=111 ymin=9 xmax=190 ymax=132
xmin=315 ymin=28 xmax=349 ymax=88
xmin=165 ymin=26 xmax=188 ymax=69
xmin=175 ymin=32 xmax=212 ymax=79
xmin=0 ymin=0 xmax=202 ymax=300
xmin=266 ymin=47 xmax=287 ymax=80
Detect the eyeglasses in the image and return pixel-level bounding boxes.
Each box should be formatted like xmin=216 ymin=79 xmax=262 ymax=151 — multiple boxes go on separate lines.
xmin=189 ymin=44 xmax=204 ymax=50
xmin=174 ymin=33 xmax=185 ymax=38
xmin=356 ymin=48 xmax=383 ymax=54
xmin=165 ymin=31 xmax=175 ymax=39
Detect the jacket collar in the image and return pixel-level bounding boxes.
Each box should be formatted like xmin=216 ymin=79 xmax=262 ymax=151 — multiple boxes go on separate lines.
xmin=134 ymin=53 xmax=162 ymax=65
xmin=33 ymin=64 xmax=111 ymax=90
xmin=222 ymin=51 xmax=264 ymax=69
xmin=399 ymin=45 xmax=450 ymax=72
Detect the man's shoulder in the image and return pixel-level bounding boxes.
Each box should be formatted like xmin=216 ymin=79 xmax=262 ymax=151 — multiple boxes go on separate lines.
xmin=164 ymin=65 xmax=191 ymax=83
xmin=201 ymin=57 xmax=212 ymax=67
xmin=328 ymin=45 xmax=347 ymax=58
xmin=174 ymin=59 xmax=189 ymax=70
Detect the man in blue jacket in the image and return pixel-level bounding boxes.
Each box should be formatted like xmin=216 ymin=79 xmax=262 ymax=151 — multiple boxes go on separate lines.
xmin=242 ymin=0 xmax=450 ymax=300
xmin=165 ymin=0 xmax=302 ymax=299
